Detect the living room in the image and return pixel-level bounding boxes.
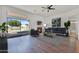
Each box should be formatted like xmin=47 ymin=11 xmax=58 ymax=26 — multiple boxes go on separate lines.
xmin=0 ymin=5 xmax=79 ymax=53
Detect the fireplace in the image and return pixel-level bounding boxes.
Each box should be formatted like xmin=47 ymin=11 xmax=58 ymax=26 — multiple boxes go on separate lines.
xmin=37 ymin=27 xmax=42 ymax=33
xmin=37 ymin=21 xmax=42 ymax=33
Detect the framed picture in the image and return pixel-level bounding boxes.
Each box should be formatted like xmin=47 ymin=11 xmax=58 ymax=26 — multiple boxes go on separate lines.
xmin=52 ymin=17 xmax=61 ymax=27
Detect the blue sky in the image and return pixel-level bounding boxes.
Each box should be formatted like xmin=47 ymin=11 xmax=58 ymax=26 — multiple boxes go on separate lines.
xmin=20 ymin=20 xmax=29 ymax=25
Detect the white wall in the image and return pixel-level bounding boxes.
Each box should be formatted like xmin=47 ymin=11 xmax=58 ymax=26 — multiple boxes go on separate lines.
xmin=0 ymin=6 xmax=2 ymax=23
xmin=76 ymin=20 xmax=79 ymax=40
xmin=0 ymin=6 xmax=8 ymax=23
xmin=28 ymin=14 xmax=44 ymax=29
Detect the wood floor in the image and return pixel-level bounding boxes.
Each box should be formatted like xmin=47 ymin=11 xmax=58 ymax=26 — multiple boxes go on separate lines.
xmin=8 ymin=35 xmax=76 ymax=53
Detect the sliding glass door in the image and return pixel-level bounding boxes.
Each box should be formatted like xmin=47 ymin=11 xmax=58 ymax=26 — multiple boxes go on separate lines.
xmin=7 ymin=17 xmax=30 ymax=34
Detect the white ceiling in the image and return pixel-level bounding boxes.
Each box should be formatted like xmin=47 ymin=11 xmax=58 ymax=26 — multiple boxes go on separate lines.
xmin=11 ymin=5 xmax=79 ymax=17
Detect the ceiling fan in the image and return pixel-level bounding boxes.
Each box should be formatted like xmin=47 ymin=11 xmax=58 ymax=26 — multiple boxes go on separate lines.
xmin=41 ymin=5 xmax=55 ymax=12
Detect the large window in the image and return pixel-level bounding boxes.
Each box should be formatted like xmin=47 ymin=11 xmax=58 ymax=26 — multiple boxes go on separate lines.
xmin=7 ymin=17 xmax=30 ymax=33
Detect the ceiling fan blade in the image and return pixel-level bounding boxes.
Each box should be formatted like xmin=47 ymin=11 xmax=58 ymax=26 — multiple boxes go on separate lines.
xmin=49 ymin=5 xmax=53 ymax=8
xmin=50 ymin=8 xmax=55 ymax=10
xmin=41 ymin=5 xmax=55 ymax=12
xmin=48 ymin=5 xmax=53 ymax=9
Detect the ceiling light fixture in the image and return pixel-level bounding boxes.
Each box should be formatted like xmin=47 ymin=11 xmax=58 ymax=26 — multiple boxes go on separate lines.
xmin=41 ymin=5 xmax=55 ymax=12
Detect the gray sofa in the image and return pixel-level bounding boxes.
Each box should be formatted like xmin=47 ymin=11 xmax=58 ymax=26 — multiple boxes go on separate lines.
xmin=44 ymin=27 xmax=67 ymax=36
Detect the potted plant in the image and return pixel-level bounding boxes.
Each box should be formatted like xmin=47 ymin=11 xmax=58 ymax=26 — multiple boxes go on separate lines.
xmin=0 ymin=22 xmax=7 ymax=38
xmin=0 ymin=22 xmax=8 ymax=52
xmin=64 ymin=20 xmax=71 ymax=36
